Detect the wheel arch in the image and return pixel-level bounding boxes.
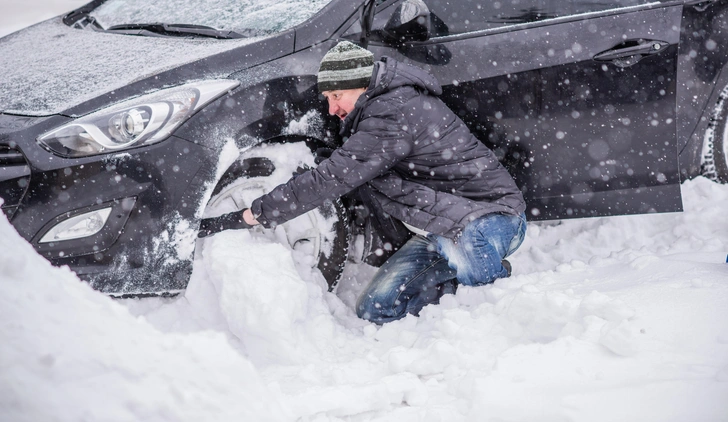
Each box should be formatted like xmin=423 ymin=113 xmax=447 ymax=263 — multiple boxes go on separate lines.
xmin=682 ymin=68 xmax=728 ymax=181
xmin=202 ymin=135 xmax=351 ymax=290
xmin=678 ymin=1 xmax=728 ymax=180
xmin=211 ymin=134 xmax=331 ymax=196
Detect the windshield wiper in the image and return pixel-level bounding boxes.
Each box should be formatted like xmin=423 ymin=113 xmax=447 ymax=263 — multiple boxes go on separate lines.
xmin=64 ymin=8 xmax=104 ymax=30
xmin=104 ymin=23 xmax=255 ymax=39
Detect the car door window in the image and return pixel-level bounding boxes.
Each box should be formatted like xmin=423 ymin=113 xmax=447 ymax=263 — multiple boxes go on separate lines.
xmin=345 ymin=0 xmax=673 ymax=38
xmin=424 ymin=0 xmax=668 ymax=35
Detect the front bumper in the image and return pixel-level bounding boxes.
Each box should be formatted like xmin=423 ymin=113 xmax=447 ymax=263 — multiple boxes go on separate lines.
xmin=0 ymin=113 xmax=215 ymax=294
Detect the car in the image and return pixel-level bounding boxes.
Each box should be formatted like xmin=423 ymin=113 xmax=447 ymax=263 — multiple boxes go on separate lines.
xmin=1 ymin=0 xmax=726 ymax=295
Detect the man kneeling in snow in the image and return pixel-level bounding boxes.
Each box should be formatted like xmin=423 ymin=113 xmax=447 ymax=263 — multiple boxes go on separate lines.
xmin=199 ymin=41 xmax=527 ymax=324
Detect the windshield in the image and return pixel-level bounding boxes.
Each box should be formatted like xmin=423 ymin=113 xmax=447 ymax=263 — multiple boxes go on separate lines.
xmin=90 ymin=0 xmax=334 ymax=34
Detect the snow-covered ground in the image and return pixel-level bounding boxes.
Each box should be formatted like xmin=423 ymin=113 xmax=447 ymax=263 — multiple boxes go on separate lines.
xmin=3 ymin=177 xmax=728 ymax=422
xmin=2 ymin=5 xmax=728 ymax=422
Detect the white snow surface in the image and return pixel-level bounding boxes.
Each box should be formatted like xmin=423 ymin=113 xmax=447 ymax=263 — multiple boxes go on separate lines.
xmin=2 ymin=177 xmax=728 ymax=421
xmin=0 ymin=18 xmax=260 ymax=115
xmin=91 ymin=0 xmax=332 ymax=34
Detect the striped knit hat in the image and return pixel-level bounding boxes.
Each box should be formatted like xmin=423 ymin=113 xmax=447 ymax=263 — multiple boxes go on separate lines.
xmin=317 ymin=41 xmax=374 ymax=92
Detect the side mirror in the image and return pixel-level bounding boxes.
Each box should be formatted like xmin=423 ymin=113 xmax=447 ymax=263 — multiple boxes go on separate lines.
xmin=381 ymin=0 xmax=431 ymax=44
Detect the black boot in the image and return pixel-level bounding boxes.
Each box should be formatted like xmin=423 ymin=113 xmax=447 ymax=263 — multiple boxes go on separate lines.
xmin=501 ymin=259 xmax=512 ymax=277
xmin=435 ymin=279 xmax=458 ymax=302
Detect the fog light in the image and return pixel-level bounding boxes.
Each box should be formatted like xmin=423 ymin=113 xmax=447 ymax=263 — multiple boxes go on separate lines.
xmin=39 ymin=207 xmax=112 ymax=243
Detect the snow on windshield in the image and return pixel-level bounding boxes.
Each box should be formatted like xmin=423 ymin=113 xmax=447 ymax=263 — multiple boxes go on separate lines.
xmin=91 ymin=0 xmax=334 ymax=33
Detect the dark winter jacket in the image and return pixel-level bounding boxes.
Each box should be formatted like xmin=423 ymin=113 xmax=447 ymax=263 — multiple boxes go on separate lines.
xmin=251 ymin=57 xmax=526 ymax=239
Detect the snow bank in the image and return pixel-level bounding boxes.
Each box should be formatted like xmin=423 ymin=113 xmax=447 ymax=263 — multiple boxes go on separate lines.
xmin=0 ymin=212 xmax=290 ymax=421
xmin=2 ymin=178 xmax=728 ymax=421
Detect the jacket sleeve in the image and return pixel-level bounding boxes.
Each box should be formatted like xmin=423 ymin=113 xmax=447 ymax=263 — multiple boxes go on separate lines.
xmin=250 ymin=107 xmax=412 ymax=227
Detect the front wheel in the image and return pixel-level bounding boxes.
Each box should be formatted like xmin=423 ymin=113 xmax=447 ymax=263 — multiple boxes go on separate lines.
xmin=203 ymin=142 xmax=349 ymax=290
xmin=701 ymin=83 xmax=728 ymax=183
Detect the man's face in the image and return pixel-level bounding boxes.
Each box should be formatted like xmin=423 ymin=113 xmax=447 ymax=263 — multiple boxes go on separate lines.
xmin=322 ymin=88 xmax=366 ymax=120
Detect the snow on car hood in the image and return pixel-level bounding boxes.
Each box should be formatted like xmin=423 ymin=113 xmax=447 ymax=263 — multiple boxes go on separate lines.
xmin=0 ymin=17 xmax=260 ymax=116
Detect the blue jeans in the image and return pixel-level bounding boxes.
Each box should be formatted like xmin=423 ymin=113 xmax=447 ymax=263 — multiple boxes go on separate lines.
xmin=356 ymin=212 xmax=527 ymax=323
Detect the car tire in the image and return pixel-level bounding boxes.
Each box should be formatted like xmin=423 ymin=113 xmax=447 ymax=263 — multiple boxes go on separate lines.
xmin=702 ymin=83 xmax=728 ymax=183
xmin=203 ymin=142 xmax=350 ymax=291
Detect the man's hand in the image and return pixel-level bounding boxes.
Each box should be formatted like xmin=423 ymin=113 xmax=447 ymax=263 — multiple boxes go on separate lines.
xmin=242 ymin=208 xmax=259 ymax=225
xmin=198 ymin=209 xmax=259 ymax=238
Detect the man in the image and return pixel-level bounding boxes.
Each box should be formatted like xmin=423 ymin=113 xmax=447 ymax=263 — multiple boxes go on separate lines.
xmin=199 ymin=41 xmax=527 ymax=324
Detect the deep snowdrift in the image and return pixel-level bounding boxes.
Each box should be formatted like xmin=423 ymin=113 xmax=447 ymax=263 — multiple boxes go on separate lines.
xmin=2 ymin=177 xmax=727 ymax=421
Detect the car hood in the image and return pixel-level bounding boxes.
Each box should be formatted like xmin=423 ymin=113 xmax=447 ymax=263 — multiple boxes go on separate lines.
xmin=0 ymin=18 xmax=262 ymax=117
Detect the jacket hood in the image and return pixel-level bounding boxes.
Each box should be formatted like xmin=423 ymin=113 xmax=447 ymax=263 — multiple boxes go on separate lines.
xmin=340 ymin=57 xmax=442 ymax=135
xmin=0 ymin=18 xmax=261 ymax=116
xmin=369 ymin=57 xmax=442 ymax=98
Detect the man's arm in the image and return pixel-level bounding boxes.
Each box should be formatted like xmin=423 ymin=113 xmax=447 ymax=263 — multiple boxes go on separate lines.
xmin=250 ymin=111 xmax=412 ymax=227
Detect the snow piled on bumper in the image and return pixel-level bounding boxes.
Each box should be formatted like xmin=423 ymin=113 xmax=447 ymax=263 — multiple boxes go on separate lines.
xmin=0 ymin=213 xmax=290 ymax=421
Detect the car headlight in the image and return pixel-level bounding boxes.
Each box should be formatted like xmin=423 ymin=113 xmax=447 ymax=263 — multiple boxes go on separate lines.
xmin=37 ymin=79 xmax=240 ymax=157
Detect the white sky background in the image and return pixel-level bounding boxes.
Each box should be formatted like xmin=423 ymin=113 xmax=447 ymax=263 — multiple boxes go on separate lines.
xmin=0 ymin=0 xmax=88 ymax=38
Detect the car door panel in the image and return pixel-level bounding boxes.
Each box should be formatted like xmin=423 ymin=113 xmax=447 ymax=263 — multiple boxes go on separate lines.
xmin=534 ymin=5 xmax=682 ymax=219
xmin=367 ymin=0 xmax=682 ymax=220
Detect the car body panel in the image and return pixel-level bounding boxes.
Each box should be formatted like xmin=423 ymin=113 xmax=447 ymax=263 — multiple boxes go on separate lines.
xmin=2 ymin=110 xmax=215 ymax=292
xmin=364 ymin=1 xmax=684 ymax=218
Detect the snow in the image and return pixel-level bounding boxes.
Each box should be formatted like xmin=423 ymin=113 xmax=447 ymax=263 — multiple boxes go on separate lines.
xmin=0 ymin=217 xmax=291 ymax=421
xmin=91 ymin=0 xmax=332 ymax=34
xmin=0 ymin=18 xmax=260 ymax=116
xmin=3 ymin=177 xmax=728 ymax=421
xmin=2 ymin=4 xmax=728 ymax=422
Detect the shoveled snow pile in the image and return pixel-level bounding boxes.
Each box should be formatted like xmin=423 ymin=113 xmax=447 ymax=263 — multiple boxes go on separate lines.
xmin=2 ymin=177 xmax=728 ymax=422
xmin=0 ymin=216 xmax=290 ymax=420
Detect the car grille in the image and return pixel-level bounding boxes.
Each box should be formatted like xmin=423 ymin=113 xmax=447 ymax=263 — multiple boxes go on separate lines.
xmin=0 ymin=145 xmax=31 ymax=220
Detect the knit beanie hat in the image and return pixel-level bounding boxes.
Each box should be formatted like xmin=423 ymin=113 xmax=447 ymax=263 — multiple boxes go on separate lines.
xmin=317 ymin=41 xmax=374 ymax=92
